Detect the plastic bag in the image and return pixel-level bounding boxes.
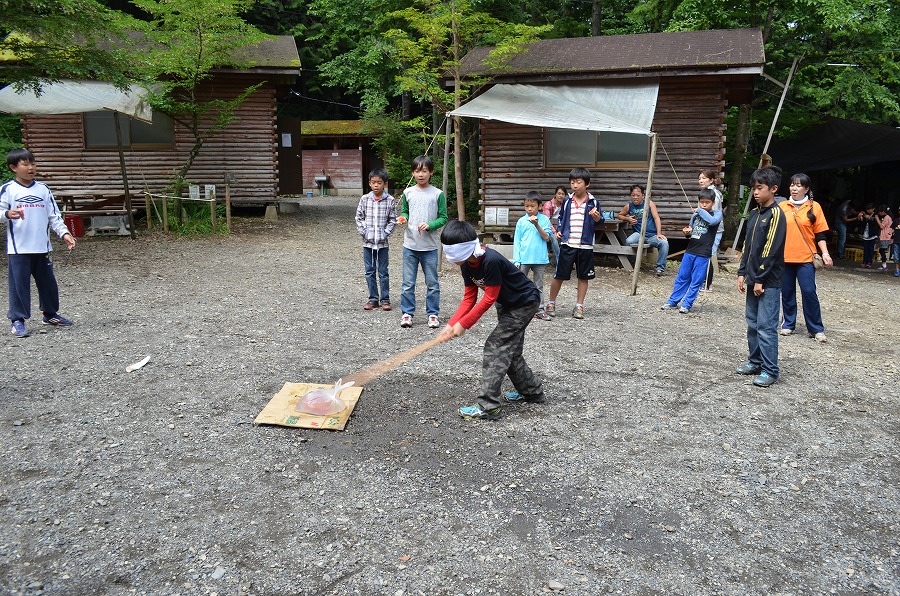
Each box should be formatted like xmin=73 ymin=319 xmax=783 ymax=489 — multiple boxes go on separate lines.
xmin=294 ymin=379 xmax=355 ymax=416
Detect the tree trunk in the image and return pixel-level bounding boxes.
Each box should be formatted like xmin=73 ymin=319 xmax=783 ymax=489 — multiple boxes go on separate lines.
xmin=592 ymin=0 xmax=601 ymax=36
xmin=468 ymin=121 xmax=479 ymax=204
xmin=453 ymin=115 xmax=465 ymax=221
xmin=726 ymin=103 xmax=751 ymax=243
xmin=401 ymin=91 xmax=411 ymax=121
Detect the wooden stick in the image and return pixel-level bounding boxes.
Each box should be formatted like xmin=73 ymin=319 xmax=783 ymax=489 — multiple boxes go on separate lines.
xmin=342 ymin=336 xmax=444 ymax=387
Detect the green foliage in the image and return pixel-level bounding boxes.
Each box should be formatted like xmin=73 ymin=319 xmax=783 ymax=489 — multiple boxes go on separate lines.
xmin=0 ymin=0 xmax=135 ymax=92
xmin=0 ymin=114 xmax=21 ymax=183
xmin=149 ymin=199 xmax=230 ymax=236
xmin=362 ymin=110 xmax=430 ymax=188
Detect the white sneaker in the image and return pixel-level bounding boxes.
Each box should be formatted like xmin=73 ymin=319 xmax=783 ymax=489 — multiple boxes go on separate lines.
xmin=400 ymin=313 xmax=412 ymax=328
xmin=779 ymin=328 xmax=793 ymax=336
xmin=811 ymin=331 xmax=827 ymax=343
xmin=427 ymin=315 xmax=440 ymax=328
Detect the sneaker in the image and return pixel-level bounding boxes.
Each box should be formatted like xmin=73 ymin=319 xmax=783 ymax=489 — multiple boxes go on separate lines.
xmin=660 ymin=303 xmax=677 ymax=310
xmin=735 ymin=362 xmax=762 ymax=375
xmin=534 ymin=311 xmax=552 ymax=321
xmin=572 ymin=304 xmax=584 ymax=319
xmin=809 ymin=331 xmax=827 ymax=343
xmin=881 ymin=263 xmax=888 ymax=270
xmin=655 ymin=267 xmax=665 ymax=276
xmin=504 ymin=391 xmax=546 ymax=404
xmin=400 ymin=313 xmax=413 ymax=328
xmin=895 ymin=270 xmax=900 ymax=277
xmin=381 ymin=301 xmax=392 ymax=311
xmin=779 ymin=328 xmax=793 ymax=336
xmin=363 ymin=299 xmax=379 ymax=310
xmin=546 ymin=302 xmax=556 ymax=317
xmin=428 ymin=315 xmax=440 ymax=328
xmin=678 ymin=306 xmax=690 ymax=314
xmin=41 ymin=313 xmax=73 ymax=326
xmin=10 ymin=320 xmax=29 ymax=338
xmin=752 ymin=372 xmax=777 ymax=387
xmin=458 ymin=404 xmax=502 ymax=420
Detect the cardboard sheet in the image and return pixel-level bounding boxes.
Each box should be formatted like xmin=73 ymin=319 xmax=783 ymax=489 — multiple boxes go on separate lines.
xmin=254 ymin=382 xmax=363 ymax=430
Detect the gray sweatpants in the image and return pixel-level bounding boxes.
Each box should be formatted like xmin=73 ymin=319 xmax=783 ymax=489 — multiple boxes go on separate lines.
xmin=519 ymin=263 xmax=546 ymax=310
xmin=476 ymin=301 xmax=544 ymax=410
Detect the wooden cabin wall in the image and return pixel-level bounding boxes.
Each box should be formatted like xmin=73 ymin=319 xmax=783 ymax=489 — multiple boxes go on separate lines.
xmin=478 ymin=77 xmax=727 ymax=233
xmin=301 ymin=149 xmax=363 ymax=192
xmin=21 ymin=75 xmax=278 ymax=203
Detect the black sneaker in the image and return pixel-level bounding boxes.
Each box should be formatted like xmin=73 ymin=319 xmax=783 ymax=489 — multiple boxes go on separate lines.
xmin=504 ymin=391 xmax=546 ymax=404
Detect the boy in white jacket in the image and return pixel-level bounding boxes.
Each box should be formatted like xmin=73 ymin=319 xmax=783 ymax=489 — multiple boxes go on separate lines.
xmin=0 ymin=148 xmax=76 ymax=337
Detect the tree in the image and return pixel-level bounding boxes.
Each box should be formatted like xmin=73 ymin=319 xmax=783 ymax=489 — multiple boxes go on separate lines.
xmin=0 ymin=0 xmax=133 ymax=91
xmin=386 ymin=0 xmax=550 ymax=219
xmin=128 ymin=0 xmax=269 ymax=197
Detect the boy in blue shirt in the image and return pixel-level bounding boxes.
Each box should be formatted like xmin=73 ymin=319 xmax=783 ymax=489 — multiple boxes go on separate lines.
xmin=0 ymin=148 xmax=76 ymax=338
xmin=513 ymin=191 xmax=552 ymax=320
xmin=661 ymin=188 xmax=722 ymax=313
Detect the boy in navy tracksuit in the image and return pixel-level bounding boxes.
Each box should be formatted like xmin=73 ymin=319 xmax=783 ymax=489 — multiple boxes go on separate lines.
xmin=736 ymin=168 xmax=786 ymax=387
xmin=0 ymin=148 xmax=76 ymax=338
xmin=546 ymin=168 xmax=603 ymax=319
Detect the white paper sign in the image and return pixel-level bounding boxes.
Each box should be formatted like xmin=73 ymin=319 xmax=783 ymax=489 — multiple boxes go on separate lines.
xmin=189 ymin=185 xmax=200 ymax=201
xmin=484 ymin=207 xmax=497 ymax=226
xmin=281 ymin=133 xmax=292 ymax=147
xmin=496 ymin=208 xmax=509 ymax=226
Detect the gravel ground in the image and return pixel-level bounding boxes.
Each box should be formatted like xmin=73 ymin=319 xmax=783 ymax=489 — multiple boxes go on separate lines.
xmin=1 ymin=195 xmax=898 ymax=595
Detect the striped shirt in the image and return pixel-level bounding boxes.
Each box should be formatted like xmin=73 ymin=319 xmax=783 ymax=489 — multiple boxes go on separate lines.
xmin=564 ymin=200 xmax=592 ymax=249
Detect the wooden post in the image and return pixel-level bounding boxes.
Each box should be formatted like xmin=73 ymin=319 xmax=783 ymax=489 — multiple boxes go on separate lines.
xmin=225 ymin=181 xmax=231 ymax=231
xmin=630 ymin=133 xmax=659 ymax=296
xmin=144 ymin=192 xmax=152 ymax=230
xmin=162 ymin=195 xmax=169 ymax=233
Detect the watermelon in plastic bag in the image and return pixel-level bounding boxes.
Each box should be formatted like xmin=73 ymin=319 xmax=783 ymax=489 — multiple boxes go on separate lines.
xmin=295 ymin=379 xmax=354 ymax=416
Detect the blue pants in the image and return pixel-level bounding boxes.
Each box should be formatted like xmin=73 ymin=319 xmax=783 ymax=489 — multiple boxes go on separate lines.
xmin=745 ymin=286 xmax=781 ymax=378
xmin=7 ymin=253 xmax=60 ymax=322
xmin=893 ymin=243 xmax=900 ymax=264
xmin=400 ymin=247 xmax=439 ymax=317
xmin=781 ymin=262 xmax=824 ymax=334
xmin=363 ymin=246 xmax=390 ymax=303
xmin=835 ymin=220 xmax=847 ymax=259
xmin=626 ymin=232 xmax=670 ymax=270
xmin=666 ymin=253 xmax=709 ymax=309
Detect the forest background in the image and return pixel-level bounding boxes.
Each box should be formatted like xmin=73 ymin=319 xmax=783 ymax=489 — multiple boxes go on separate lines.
xmin=1 ymin=0 xmax=898 ymax=223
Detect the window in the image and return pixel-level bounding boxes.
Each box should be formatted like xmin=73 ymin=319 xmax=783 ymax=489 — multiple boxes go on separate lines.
xmin=545 ymin=128 xmax=649 ymax=169
xmin=83 ymin=111 xmax=174 ymax=149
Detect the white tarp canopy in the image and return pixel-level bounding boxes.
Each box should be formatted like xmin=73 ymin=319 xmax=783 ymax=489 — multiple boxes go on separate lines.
xmin=0 ymin=79 xmax=152 ymax=122
xmin=448 ymin=81 xmax=659 ymax=135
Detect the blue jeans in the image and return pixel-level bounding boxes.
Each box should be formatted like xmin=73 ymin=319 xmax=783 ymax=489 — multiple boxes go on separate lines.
xmin=781 ymin=262 xmax=823 ymax=334
xmin=711 ymin=229 xmax=724 ymax=256
xmin=863 ymin=239 xmax=876 ymax=265
xmin=363 ymin=246 xmax=390 ymax=303
xmin=626 ymin=232 xmax=669 ymax=270
xmin=7 ymin=253 xmax=60 ymax=322
xmin=400 ymin=247 xmax=440 ymax=317
xmin=666 ymin=253 xmax=709 ymax=309
xmin=893 ymin=243 xmax=900 ymax=264
xmin=835 ymin=220 xmax=847 ymax=258
xmin=745 ymin=286 xmax=781 ymax=378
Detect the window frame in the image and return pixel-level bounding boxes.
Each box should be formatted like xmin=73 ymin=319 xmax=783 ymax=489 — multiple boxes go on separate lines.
xmin=82 ymin=111 xmax=175 ymax=151
xmin=543 ymin=128 xmax=650 ymax=170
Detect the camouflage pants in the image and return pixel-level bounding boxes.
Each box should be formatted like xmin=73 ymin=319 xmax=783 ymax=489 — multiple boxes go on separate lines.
xmin=477 ymin=301 xmax=544 ymax=410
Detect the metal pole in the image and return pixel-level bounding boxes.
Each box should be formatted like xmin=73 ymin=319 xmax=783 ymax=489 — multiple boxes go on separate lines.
xmin=732 ymin=57 xmax=799 ymax=250
xmin=630 ymin=133 xmax=658 ymax=296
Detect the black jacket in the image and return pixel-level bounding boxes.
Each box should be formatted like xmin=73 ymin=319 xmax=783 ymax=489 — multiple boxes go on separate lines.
xmin=738 ymin=201 xmax=786 ymax=288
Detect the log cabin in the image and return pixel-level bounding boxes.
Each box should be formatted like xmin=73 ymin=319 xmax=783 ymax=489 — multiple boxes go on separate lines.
xmin=451 ymin=29 xmax=764 ymax=241
xmin=7 ymin=36 xmax=300 ymax=206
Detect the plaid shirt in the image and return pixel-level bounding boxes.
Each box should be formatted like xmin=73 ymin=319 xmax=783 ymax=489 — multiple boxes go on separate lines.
xmin=355 ymin=191 xmax=397 ymax=248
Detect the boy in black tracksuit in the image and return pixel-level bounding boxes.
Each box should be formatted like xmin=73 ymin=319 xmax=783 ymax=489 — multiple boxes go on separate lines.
xmin=736 ymin=168 xmax=787 ymax=387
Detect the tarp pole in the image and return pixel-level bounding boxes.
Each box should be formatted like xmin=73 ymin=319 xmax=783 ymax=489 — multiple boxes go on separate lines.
xmin=731 ymin=57 xmax=798 ymax=251
xmin=630 ymin=134 xmax=658 ymax=296
xmin=113 ymin=112 xmax=136 ymax=240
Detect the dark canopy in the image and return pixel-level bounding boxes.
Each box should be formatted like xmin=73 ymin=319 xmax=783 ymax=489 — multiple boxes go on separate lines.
xmin=770 ymin=116 xmax=900 ymax=172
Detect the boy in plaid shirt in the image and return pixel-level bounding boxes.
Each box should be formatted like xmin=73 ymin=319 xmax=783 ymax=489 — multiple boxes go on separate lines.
xmin=355 ymin=168 xmax=397 ymax=310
